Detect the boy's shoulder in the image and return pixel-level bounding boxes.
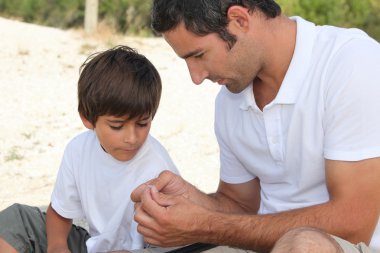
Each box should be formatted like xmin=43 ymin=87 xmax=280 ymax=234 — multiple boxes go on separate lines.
xmin=137 ymin=135 xmax=179 ymax=174
xmin=64 ymin=130 xmax=97 ymax=153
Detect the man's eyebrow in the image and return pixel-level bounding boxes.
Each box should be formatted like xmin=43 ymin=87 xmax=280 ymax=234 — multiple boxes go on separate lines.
xmin=181 ymin=49 xmax=202 ymax=59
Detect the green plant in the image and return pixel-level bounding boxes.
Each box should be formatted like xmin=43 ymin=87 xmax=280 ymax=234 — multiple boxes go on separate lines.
xmin=4 ymin=147 xmax=24 ymax=162
xmin=276 ymin=0 xmax=380 ymax=41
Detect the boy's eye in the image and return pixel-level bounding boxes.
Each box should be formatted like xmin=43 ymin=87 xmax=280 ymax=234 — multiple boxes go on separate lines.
xmin=137 ymin=123 xmax=148 ymax=127
xmin=109 ymin=125 xmax=123 ymax=130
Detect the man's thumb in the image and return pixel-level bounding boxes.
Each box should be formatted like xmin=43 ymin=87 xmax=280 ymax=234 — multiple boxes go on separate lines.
xmin=149 ymin=185 xmax=176 ymax=207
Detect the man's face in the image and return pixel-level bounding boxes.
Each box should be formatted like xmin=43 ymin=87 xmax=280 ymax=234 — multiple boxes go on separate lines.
xmin=87 ymin=115 xmax=152 ymax=162
xmin=163 ymin=22 xmax=260 ymax=93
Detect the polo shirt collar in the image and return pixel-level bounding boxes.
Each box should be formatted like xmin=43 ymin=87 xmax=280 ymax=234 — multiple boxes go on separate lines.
xmin=274 ymin=16 xmax=316 ymax=104
xmin=241 ymin=16 xmax=316 ymax=110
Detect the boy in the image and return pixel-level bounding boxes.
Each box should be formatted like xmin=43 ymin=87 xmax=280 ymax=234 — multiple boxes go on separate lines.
xmin=0 ymin=45 xmax=178 ymax=253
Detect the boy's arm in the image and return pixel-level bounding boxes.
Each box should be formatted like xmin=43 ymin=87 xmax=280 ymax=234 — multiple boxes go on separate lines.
xmin=46 ymin=203 xmax=73 ymax=253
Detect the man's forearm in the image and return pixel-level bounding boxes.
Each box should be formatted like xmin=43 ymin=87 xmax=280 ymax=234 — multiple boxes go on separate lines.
xmin=201 ymin=200 xmax=377 ymax=252
xmin=185 ymin=185 xmax=248 ymax=214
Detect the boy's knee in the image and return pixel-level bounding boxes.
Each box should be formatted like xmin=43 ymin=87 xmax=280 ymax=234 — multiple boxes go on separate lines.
xmin=271 ymin=227 xmax=343 ymax=253
xmin=7 ymin=203 xmax=24 ymax=211
xmin=2 ymin=203 xmax=34 ymax=218
xmin=0 ymin=203 xmax=44 ymax=231
xmin=3 ymin=203 xmax=26 ymax=213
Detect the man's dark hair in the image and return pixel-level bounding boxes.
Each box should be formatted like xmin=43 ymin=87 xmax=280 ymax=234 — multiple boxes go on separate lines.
xmin=78 ymin=45 xmax=161 ymax=125
xmin=152 ymin=0 xmax=281 ymax=48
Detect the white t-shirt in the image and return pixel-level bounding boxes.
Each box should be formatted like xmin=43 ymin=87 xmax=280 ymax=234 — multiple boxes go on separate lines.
xmin=215 ymin=17 xmax=380 ymax=249
xmin=51 ymin=130 xmax=178 ymax=253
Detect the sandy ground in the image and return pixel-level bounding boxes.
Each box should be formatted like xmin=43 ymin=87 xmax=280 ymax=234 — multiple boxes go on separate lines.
xmin=0 ymin=17 xmax=221 ymax=211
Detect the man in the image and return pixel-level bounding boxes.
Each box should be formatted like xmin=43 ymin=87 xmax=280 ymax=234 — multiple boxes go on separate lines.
xmin=132 ymin=0 xmax=380 ymax=252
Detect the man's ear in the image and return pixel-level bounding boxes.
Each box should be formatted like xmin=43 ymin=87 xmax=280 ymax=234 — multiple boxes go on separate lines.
xmin=227 ymin=6 xmax=251 ymax=33
xmin=80 ymin=113 xmax=95 ymax=129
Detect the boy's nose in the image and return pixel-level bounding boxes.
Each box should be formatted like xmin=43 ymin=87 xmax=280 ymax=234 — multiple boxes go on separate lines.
xmin=123 ymin=128 xmax=137 ymax=144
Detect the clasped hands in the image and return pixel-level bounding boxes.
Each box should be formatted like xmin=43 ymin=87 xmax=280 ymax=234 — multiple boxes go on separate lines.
xmin=131 ymin=170 xmax=209 ymax=247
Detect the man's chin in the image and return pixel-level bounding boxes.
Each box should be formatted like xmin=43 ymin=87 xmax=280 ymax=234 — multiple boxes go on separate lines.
xmin=225 ymin=84 xmax=245 ymax=94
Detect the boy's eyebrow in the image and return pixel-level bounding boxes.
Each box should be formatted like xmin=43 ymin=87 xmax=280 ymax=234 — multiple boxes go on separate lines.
xmin=107 ymin=119 xmax=125 ymax=123
xmin=107 ymin=115 xmax=151 ymax=123
xmin=138 ymin=116 xmax=151 ymax=121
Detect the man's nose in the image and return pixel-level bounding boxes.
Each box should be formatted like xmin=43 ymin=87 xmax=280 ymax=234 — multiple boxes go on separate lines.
xmin=187 ymin=61 xmax=208 ymax=85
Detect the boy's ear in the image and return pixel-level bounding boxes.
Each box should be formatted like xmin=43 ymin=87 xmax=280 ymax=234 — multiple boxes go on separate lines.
xmin=227 ymin=6 xmax=250 ymax=34
xmin=80 ymin=113 xmax=95 ymax=129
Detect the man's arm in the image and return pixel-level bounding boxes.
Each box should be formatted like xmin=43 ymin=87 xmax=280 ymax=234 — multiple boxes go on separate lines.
xmin=46 ymin=204 xmax=73 ymax=253
xmin=133 ymin=158 xmax=380 ymax=251
xmin=132 ymin=170 xmax=260 ymax=214
xmin=204 ymin=157 xmax=380 ymax=251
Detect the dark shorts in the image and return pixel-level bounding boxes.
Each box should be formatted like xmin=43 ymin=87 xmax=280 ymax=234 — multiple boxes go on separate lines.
xmin=0 ymin=203 xmax=90 ymax=253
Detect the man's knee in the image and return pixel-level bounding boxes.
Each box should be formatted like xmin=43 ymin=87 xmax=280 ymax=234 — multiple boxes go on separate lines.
xmin=271 ymin=227 xmax=343 ymax=253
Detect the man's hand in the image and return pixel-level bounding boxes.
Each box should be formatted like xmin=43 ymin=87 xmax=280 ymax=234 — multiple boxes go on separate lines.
xmin=132 ymin=170 xmax=210 ymax=247
xmin=131 ymin=170 xmax=189 ymax=203
xmin=133 ymin=185 xmax=212 ymax=247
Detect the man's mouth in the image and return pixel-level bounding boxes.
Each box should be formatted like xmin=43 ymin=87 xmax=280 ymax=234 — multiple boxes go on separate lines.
xmin=217 ymin=79 xmax=226 ymax=85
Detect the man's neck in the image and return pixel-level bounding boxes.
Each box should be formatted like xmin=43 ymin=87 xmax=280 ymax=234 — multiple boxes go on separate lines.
xmin=253 ymin=15 xmax=297 ymax=110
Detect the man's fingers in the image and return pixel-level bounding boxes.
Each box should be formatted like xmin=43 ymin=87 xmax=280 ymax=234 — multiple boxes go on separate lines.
xmin=138 ymin=187 xmax=168 ymax=220
xmin=131 ymin=179 xmax=155 ymax=202
xmin=134 ymin=193 xmax=160 ymax=230
xmin=150 ymin=185 xmax=176 ymax=207
xmin=152 ymin=170 xmax=177 ymax=192
xmin=131 ymin=170 xmax=175 ymax=202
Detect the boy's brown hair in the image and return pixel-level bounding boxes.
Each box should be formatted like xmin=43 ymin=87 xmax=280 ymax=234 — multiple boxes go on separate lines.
xmin=78 ymin=45 xmax=162 ymax=125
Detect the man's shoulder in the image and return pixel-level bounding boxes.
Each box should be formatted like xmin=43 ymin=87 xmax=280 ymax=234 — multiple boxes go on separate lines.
xmin=315 ymin=24 xmax=376 ymax=51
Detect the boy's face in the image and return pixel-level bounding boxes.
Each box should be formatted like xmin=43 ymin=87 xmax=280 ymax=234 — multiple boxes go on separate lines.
xmin=81 ymin=114 xmax=152 ymax=162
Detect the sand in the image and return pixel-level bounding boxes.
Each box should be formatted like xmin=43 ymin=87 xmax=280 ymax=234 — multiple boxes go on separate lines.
xmin=0 ymin=17 xmax=221 ymax=211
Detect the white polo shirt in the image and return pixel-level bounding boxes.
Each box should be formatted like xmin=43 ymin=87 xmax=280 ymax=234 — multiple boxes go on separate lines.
xmin=51 ymin=131 xmax=178 ymax=252
xmin=215 ymin=17 xmax=380 ymax=249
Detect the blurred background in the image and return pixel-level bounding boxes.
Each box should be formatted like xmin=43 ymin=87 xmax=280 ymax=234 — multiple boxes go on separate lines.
xmin=0 ymin=0 xmax=379 ymax=40
xmin=0 ymin=0 xmax=379 ymax=211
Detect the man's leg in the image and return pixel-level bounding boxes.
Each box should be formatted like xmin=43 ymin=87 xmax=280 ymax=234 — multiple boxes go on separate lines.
xmin=271 ymin=227 xmax=344 ymax=253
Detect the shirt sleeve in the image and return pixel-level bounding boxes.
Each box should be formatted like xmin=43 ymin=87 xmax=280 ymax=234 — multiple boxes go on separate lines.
xmin=51 ymin=141 xmax=84 ymax=219
xmin=215 ymin=89 xmax=256 ymax=184
xmin=323 ymin=38 xmax=380 ymax=161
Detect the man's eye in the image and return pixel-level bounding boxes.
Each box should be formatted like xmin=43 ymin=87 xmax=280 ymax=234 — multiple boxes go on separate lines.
xmin=110 ymin=125 xmax=123 ymax=130
xmin=194 ymin=53 xmax=204 ymax=59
